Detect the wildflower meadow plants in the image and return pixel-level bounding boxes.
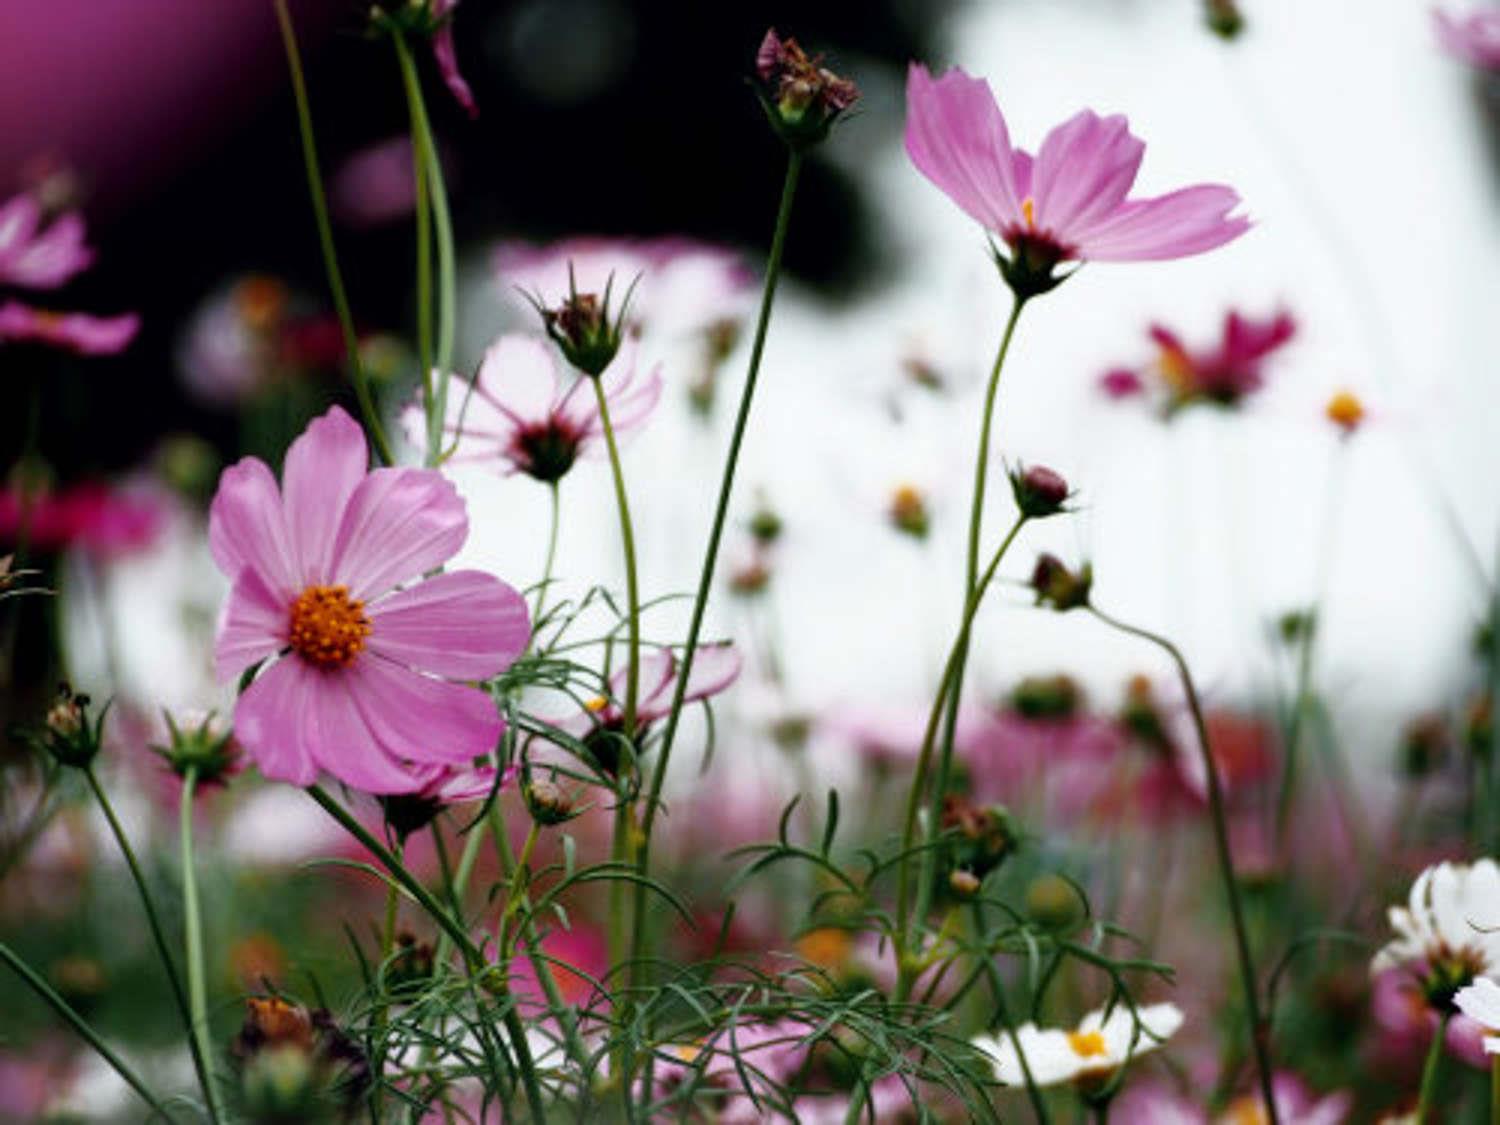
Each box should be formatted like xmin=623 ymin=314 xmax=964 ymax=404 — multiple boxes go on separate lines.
xmin=5 ymin=8 xmax=1500 ymax=1125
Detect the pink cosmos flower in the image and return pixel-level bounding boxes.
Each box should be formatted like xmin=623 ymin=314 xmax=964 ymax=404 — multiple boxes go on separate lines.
xmin=210 ymin=406 xmax=530 ymax=794
xmin=1136 ymin=309 xmax=1297 ymax=411
xmin=0 ymin=301 xmax=138 ymax=355
xmin=1114 ymin=1073 xmax=1350 ymax=1124
xmin=1434 ymin=8 xmax=1500 ymax=70
xmin=905 ymin=65 xmax=1249 ymax=269
xmin=430 ymin=0 xmax=477 ymax=117
xmin=410 ymin=334 xmax=661 ymax=483
xmin=0 ymin=192 xmax=93 ymax=289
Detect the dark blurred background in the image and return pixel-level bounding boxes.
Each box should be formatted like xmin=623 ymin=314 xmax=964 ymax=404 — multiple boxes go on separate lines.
xmin=0 ymin=0 xmax=951 ymax=476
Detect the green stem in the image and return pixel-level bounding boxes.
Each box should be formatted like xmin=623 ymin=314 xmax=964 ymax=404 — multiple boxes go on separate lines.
xmin=1085 ymin=606 xmax=1279 ymax=1125
xmin=306 ymin=785 xmax=547 ymax=1120
xmin=84 ymin=768 xmax=217 ymax=1119
xmin=896 ymin=514 xmax=1029 ymax=992
xmin=1489 ymin=1053 xmax=1499 ymax=1125
xmin=628 ymin=149 xmax=803 ymax=1002
xmin=392 ymin=31 xmax=438 ymax=465
xmin=1417 ymin=1010 xmax=1451 ymax=1123
xmin=0 ymin=942 xmax=175 ymax=1119
xmin=273 ymin=0 xmax=393 ymax=465
xmin=533 ymin=482 xmax=561 ymax=632
xmin=591 ymin=379 xmax=642 ymax=736
xmin=973 ymin=903 xmax=1050 ymax=1125
xmin=180 ymin=767 xmax=226 ymax=1122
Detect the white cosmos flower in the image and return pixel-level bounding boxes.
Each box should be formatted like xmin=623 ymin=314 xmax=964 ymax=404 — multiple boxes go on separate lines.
xmin=1371 ymin=860 xmax=1500 ymax=981
xmin=1454 ymin=976 xmax=1500 ymax=1056
xmin=972 ymin=1002 xmax=1183 ymax=1087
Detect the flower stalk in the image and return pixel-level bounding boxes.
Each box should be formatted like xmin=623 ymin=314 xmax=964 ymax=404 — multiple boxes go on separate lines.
xmin=1416 ymin=1010 xmax=1451 ymax=1123
xmin=179 ymin=765 xmax=226 ymax=1123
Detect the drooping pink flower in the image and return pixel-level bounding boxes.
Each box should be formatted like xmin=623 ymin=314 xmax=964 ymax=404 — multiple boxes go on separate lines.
xmin=905 ymin=65 xmax=1249 ymax=273
xmin=495 ymin=237 xmax=754 ymax=343
xmin=0 ymin=481 xmax=165 ymax=556
xmin=409 ymin=334 xmax=661 ymax=483
xmin=0 ymin=301 xmax=138 ymax=355
xmin=1434 ymin=8 xmax=1500 ymax=70
xmin=430 ymin=0 xmax=477 ymax=117
xmin=210 ymin=406 xmax=530 ymax=794
xmin=0 ymin=192 xmax=94 ymax=289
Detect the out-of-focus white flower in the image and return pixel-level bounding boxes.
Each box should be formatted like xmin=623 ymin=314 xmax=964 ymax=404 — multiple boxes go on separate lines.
xmin=1454 ymin=976 xmax=1500 ymax=1055
xmin=1372 ymin=860 xmax=1500 ymax=999
xmin=971 ymin=1002 xmax=1183 ymax=1087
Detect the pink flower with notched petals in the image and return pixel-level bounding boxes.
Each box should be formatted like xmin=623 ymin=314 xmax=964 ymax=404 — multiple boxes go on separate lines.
xmin=210 ymin=406 xmax=530 ymax=794
xmin=0 ymin=301 xmax=138 ymax=355
xmin=0 ymin=192 xmax=93 ymax=289
xmin=905 ymin=65 xmax=1249 ymax=266
xmin=1434 ymin=8 xmax=1500 ymax=70
xmin=408 ymin=334 xmax=661 ymax=483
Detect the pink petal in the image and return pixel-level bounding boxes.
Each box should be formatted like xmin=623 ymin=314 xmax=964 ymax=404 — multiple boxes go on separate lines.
xmin=208 ymin=456 xmax=298 ymax=600
xmin=9 ymin=212 xmax=93 ymax=289
xmin=348 ymin=656 xmax=504 ymax=765
xmin=367 ymin=569 xmax=530 ymax=679
xmin=431 ymin=18 xmax=478 ymax=118
xmin=478 ymin=334 xmax=564 ymax=424
xmin=615 ymin=648 xmax=678 ymax=715
xmin=1030 ymin=110 xmax=1143 ymax=236
xmin=234 ymin=659 xmax=319 ymax=786
xmin=636 ymin=643 xmax=741 ymax=723
xmin=329 ymin=467 xmax=468 ymax=601
xmin=0 ymin=193 xmax=40 ymax=261
xmin=281 ymin=407 xmax=369 ymax=585
xmin=904 ymin=64 xmax=1024 ymax=234
xmin=214 ymin=567 xmax=288 ymax=684
xmin=1072 ymin=183 xmax=1250 ymax=262
xmin=303 ymin=669 xmax=433 ymax=794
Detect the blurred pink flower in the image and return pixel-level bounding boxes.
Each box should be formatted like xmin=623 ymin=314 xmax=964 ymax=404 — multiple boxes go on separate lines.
xmin=905 ymin=64 xmax=1249 ymax=265
xmin=819 ymin=700 xmax=994 ymax=772
xmin=1146 ymin=309 xmax=1296 ymax=410
xmin=210 ymin=406 xmax=530 ymax=793
xmin=409 ymin=334 xmax=661 ymax=482
xmin=331 ymin=135 xmax=419 ymax=227
xmin=0 ymin=300 xmax=138 ymax=354
xmin=1116 ymin=1073 xmax=1350 ymax=1124
xmin=495 ymin=236 xmax=754 ymax=342
xmin=431 ymin=0 xmax=477 ymax=117
xmin=0 ymin=481 xmax=164 ymax=556
xmin=0 ymin=192 xmax=93 ymax=288
xmin=1372 ymin=966 xmax=1492 ymax=1071
xmin=1434 ymin=8 xmax=1500 ymax=70
xmin=1099 ymin=366 xmax=1145 ymax=399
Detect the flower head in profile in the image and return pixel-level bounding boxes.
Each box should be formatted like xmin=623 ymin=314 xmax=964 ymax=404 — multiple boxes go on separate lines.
xmin=211 ymin=407 xmax=530 ymax=793
xmin=409 ymin=334 xmax=661 ymax=483
xmin=1434 ymin=8 xmax=1500 ymax=71
xmin=0 ymin=302 xmax=139 ymax=355
xmin=1373 ymin=859 xmax=1500 ymax=1009
xmin=369 ymin=0 xmax=476 ymax=116
xmin=905 ymin=65 xmax=1249 ymax=295
xmin=0 ymin=192 xmax=93 ymax=289
xmin=1101 ymin=309 xmax=1294 ymax=414
xmin=972 ymin=1002 xmax=1183 ymax=1090
xmin=754 ymin=29 xmax=860 ymax=149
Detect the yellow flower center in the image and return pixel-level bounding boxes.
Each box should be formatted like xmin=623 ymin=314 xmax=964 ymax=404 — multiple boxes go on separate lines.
xmin=1325 ymin=390 xmax=1364 ymax=433
xmin=1224 ymin=1096 xmax=1268 ymax=1125
xmin=584 ymin=695 xmax=610 ymax=713
xmin=1157 ymin=345 xmax=1195 ymax=392
xmin=1066 ymin=1029 xmax=1108 ymax=1059
xmin=1022 ymin=197 xmax=1037 ymax=229
xmin=288 ymin=585 xmax=370 ymax=668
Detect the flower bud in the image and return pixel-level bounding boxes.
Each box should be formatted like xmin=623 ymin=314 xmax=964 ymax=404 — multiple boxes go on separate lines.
xmin=529 ymin=267 xmax=636 ymax=378
xmin=1399 ymin=714 xmax=1448 ymax=779
xmin=940 ymin=797 xmax=1016 ymax=883
xmin=1009 ymin=674 xmax=1081 ymax=720
xmin=152 ymin=710 xmax=239 ymax=787
xmin=948 ymin=869 xmax=982 ymax=899
xmin=729 ymin=559 xmax=772 ymax=597
xmin=388 ymin=932 xmax=435 ymax=994
xmin=1325 ymin=390 xmax=1365 ymax=436
xmin=25 ymin=683 xmax=106 ymax=769
xmin=753 ymin=29 xmax=859 ymax=151
xmin=1204 ymin=0 xmax=1245 ymax=39
xmin=748 ymin=504 xmax=783 ymax=546
xmin=233 ymin=998 xmax=368 ymax=1120
xmin=523 ymin=775 xmax=576 ymax=826
xmin=1030 ymin=554 xmax=1093 ymax=612
xmin=888 ymin=484 xmax=930 ymax=540
xmin=1025 ymin=873 xmax=1085 ymax=931
xmin=1465 ymin=692 xmax=1493 ymax=762
xmin=1008 ymin=463 xmax=1070 ymax=519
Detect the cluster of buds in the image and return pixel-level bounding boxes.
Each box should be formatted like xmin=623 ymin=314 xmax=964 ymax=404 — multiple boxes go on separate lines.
xmin=18 ymin=683 xmax=107 ymax=770
xmin=1030 ymin=553 xmax=1093 ymax=612
xmin=1008 ymin=463 xmax=1071 ymax=519
xmin=888 ymin=484 xmax=930 ymax=540
xmin=529 ymin=267 xmax=636 ymax=378
xmin=231 ymin=997 xmax=369 ymax=1121
xmin=151 ymin=710 xmax=239 ymax=787
xmin=753 ymin=29 xmax=860 ymax=150
xmin=940 ymin=796 xmax=1017 ymax=899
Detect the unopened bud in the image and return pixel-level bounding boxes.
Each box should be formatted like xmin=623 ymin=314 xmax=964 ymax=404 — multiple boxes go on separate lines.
xmin=1030 ymin=554 xmax=1092 ymax=612
xmin=888 ymin=484 xmax=929 ymax=540
xmin=28 ymin=683 xmax=105 ymax=769
xmin=529 ymin=266 xmax=636 ymax=378
xmin=1010 ymin=673 xmax=1082 ymax=720
xmin=1400 ymin=714 xmax=1448 ymax=779
xmin=948 ymin=869 xmax=982 ymax=898
xmin=1204 ymin=0 xmax=1245 ymax=38
xmin=1025 ymin=873 xmax=1084 ymax=931
xmin=524 ymin=776 xmax=575 ymax=825
xmin=748 ymin=505 xmax=783 ymax=546
xmin=1009 ymin=463 xmax=1070 ymax=519
xmin=152 ymin=710 xmax=239 ymax=787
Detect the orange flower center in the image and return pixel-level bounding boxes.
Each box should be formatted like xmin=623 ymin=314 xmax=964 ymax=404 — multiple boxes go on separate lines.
xmin=288 ymin=584 xmax=370 ymax=668
xmin=1066 ymin=1029 xmax=1108 ymax=1058
xmin=1325 ymin=390 xmax=1365 ymax=433
xmin=1021 ymin=197 xmax=1037 ymax=229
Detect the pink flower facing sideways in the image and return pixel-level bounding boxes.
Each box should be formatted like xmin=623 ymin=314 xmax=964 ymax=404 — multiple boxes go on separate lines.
xmin=1105 ymin=308 xmax=1296 ymax=412
xmin=211 ymin=407 xmax=530 ymax=793
xmin=905 ymin=65 xmax=1249 ymax=293
xmin=411 ymin=333 xmax=661 ymax=483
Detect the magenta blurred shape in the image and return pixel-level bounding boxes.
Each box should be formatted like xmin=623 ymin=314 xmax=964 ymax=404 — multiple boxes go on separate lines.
xmin=0 ymin=300 xmax=138 ymax=354
xmin=0 ymin=192 xmax=93 ymax=288
xmin=1435 ymin=7 xmax=1500 ymax=70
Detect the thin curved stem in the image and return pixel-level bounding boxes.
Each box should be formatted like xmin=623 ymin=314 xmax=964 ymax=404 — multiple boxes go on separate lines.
xmin=591 ymin=380 xmax=642 ymax=736
xmin=392 ymin=31 xmax=437 ymax=464
xmin=273 ymin=0 xmax=393 ymax=465
xmin=0 ymin=942 xmax=176 ymax=1119
xmin=1085 ymin=606 xmax=1279 ymax=1125
xmin=180 ymin=767 xmax=225 ymax=1122
xmin=84 ymin=768 xmax=216 ymax=1119
xmin=628 ymin=150 xmax=803 ymax=994
xmin=1417 ymin=1009 xmax=1451 ymax=1123
xmin=895 ymin=514 xmax=1029 ymax=990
